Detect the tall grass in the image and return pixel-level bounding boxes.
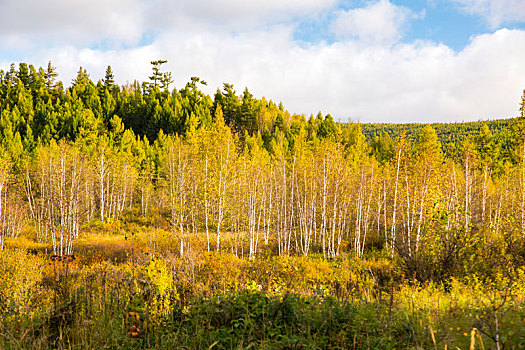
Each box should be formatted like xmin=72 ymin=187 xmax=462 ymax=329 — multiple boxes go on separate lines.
xmin=1 ymin=223 xmax=525 ymax=349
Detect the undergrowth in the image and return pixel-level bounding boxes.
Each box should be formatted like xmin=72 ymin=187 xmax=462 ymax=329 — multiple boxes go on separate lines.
xmin=1 ymin=222 xmax=525 ymax=349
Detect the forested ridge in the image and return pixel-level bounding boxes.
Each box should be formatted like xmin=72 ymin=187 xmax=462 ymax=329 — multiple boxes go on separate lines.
xmin=362 ymin=118 xmax=516 ymax=159
xmin=1 ymin=61 xmax=525 ymax=349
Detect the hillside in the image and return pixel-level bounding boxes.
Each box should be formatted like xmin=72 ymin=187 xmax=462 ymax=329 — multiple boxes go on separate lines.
xmin=361 ymin=117 xmax=516 ymax=158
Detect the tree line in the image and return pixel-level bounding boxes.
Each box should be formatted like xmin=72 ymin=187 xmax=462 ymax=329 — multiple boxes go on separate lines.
xmin=363 ymin=118 xmax=516 ymax=160
xmin=0 ymin=61 xmax=524 ymax=279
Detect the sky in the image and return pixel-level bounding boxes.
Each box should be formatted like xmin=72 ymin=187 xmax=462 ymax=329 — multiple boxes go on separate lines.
xmin=1 ymin=0 xmax=525 ymax=123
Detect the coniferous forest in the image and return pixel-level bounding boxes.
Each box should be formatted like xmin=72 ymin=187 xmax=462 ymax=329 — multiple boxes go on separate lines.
xmin=1 ymin=61 xmax=525 ymax=349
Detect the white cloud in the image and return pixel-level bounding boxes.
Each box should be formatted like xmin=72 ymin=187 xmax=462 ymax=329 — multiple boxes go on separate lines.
xmin=331 ymin=0 xmax=423 ymax=45
xmin=146 ymin=0 xmax=337 ymax=31
xmin=177 ymin=0 xmax=335 ymax=18
xmin=9 ymin=26 xmax=524 ymax=124
xmin=0 ymin=0 xmax=144 ymax=47
xmin=0 ymin=0 xmax=336 ymax=48
xmin=452 ymin=0 xmax=525 ymax=28
xmin=1 ymin=1 xmax=525 ymax=124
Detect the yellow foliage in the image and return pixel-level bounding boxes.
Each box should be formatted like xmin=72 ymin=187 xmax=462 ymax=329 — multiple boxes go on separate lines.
xmin=0 ymin=249 xmax=45 ymax=318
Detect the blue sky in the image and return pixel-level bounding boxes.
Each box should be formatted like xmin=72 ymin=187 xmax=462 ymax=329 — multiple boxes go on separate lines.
xmin=387 ymin=0 xmax=485 ymax=49
xmin=1 ymin=0 xmax=525 ymax=123
xmin=293 ymin=0 xmax=480 ymax=50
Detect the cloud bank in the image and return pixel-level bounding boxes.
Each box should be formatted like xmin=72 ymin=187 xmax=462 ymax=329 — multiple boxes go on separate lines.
xmin=332 ymin=0 xmax=423 ymax=45
xmin=453 ymin=0 xmax=525 ymax=28
xmin=1 ymin=0 xmax=524 ymax=123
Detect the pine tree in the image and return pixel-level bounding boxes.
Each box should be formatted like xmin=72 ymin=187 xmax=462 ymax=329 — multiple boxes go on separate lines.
xmin=103 ymin=66 xmax=115 ymax=90
xmin=149 ymin=60 xmax=168 ymax=90
xmin=44 ymin=61 xmax=59 ymax=91
xmin=17 ymin=63 xmax=30 ymax=89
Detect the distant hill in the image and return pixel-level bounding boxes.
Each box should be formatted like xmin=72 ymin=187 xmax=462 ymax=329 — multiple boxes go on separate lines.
xmin=361 ymin=118 xmax=515 ymax=159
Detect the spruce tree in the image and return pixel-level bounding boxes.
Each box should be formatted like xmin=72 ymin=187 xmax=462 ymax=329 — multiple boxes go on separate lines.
xmin=103 ymin=65 xmax=115 ymax=89
xmin=149 ymin=60 xmax=167 ymax=89
xmin=44 ymin=61 xmax=58 ymax=91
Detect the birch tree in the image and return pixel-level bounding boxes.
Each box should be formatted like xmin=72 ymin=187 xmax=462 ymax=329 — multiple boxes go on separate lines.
xmin=164 ymin=136 xmax=191 ymax=256
xmin=0 ymin=155 xmax=10 ymax=251
xmin=30 ymin=141 xmax=86 ymax=256
xmin=209 ymin=105 xmax=234 ymax=252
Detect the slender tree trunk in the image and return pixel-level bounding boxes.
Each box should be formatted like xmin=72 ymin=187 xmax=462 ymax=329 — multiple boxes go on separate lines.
xmin=521 ymin=140 xmax=525 ymax=235
xmin=0 ymin=167 xmax=6 ymax=251
xmin=482 ymin=165 xmax=489 ymax=223
xmin=204 ymin=149 xmax=210 ymax=252
xmin=355 ymin=171 xmax=364 ymax=257
xmin=287 ymin=157 xmax=296 ymax=253
xmin=415 ymin=180 xmax=428 ymax=253
xmin=321 ymin=156 xmax=327 ymax=259
xmin=404 ymin=172 xmax=412 ymax=256
xmin=265 ymin=163 xmax=273 ymax=244
xmin=330 ymin=166 xmax=341 ymax=257
xmin=465 ymin=152 xmax=471 ymax=231
xmin=99 ymin=150 xmax=106 ymax=222
xmin=360 ymin=166 xmax=374 ymax=257
xmin=216 ymin=138 xmax=230 ymax=253
xmin=391 ymin=148 xmax=402 ymax=256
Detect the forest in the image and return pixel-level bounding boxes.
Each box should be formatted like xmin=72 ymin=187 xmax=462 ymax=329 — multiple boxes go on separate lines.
xmin=0 ymin=61 xmax=525 ymax=349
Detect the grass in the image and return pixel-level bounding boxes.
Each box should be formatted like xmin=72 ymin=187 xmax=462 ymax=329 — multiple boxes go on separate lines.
xmin=1 ymin=220 xmax=525 ymax=349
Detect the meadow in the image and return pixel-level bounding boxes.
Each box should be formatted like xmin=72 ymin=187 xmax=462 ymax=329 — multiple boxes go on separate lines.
xmin=1 ymin=217 xmax=524 ymax=349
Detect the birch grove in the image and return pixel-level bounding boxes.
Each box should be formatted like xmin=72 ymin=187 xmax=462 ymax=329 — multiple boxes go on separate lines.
xmin=27 ymin=141 xmax=86 ymax=256
xmin=3 ymin=117 xmax=525 ymax=261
